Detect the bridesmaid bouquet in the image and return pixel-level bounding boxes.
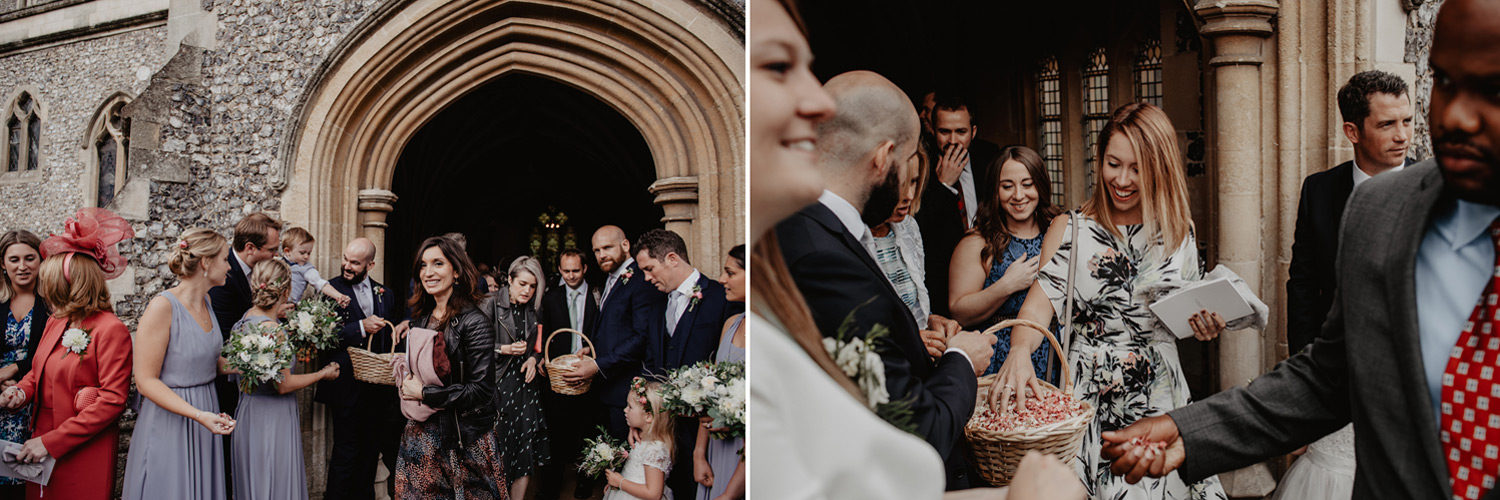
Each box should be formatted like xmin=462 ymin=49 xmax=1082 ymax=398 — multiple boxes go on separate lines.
xmin=224 ymin=322 xmax=295 ymax=393
xmin=660 ymin=361 xmax=746 ymax=438
xmin=287 ymin=295 xmax=341 ymax=362
xmin=578 ymin=426 xmax=629 ymax=478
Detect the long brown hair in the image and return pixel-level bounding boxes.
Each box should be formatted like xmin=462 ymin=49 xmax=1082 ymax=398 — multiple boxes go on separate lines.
xmin=1081 ymin=102 xmax=1193 ymax=253
xmin=408 ymin=236 xmax=485 ymax=327
xmin=974 ymin=145 xmax=1061 ymax=264
xmin=0 ymin=230 xmax=41 ymax=302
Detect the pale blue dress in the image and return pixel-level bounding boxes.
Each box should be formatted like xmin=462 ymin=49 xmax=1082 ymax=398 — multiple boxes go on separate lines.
xmin=230 ymin=314 xmax=307 ymax=500
xmin=121 ymin=291 xmax=227 ymax=500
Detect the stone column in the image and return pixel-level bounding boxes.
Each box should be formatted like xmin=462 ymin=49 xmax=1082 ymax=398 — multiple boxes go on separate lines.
xmin=1195 ymin=0 xmax=1279 ymax=496
xmin=357 ymin=189 xmax=398 ymax=281
xmin=649 ymin=176 xmax=708 ymax=263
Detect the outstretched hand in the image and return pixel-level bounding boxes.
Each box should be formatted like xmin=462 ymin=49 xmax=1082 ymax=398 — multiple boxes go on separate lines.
xmin=1100 ymin=414 xmax=1186 ymax=484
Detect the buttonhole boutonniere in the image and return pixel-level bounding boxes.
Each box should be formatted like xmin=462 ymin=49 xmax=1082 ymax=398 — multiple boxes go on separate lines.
xmin=61 ymin=327 xmax=92 ymax=357
xmin=687 ymin=284 xmax=703 ymax=312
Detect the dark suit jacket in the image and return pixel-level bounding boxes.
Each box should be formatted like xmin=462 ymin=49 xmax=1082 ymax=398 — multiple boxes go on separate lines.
xmin=1286 ymin=158 xmax=1417 ymax=353
xmin=777 ymin=202 xmax=978 ymax=460
xmin=207 ymin=254 xmax=252 ymax=341
xmin=916 ymin=138 xmax=1000 ymax=317
xmin=1171 ymin=160 xmax=1487 ymax=499
xmin=540 ymin=283 xmax=600 ymax=358
xmin=315 ymin=276 xmax=398 ymax=408
xmin=643 ymin=274 xmax=740 ymax=374
xmin=588 ymin=260 xmax=663 ymax=408
xmin=1 ymin=297 xmax=47 ymax=378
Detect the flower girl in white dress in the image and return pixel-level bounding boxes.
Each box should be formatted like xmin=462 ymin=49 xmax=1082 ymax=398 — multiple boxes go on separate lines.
xmin=605 ymin=379 xmax=676 ymax=500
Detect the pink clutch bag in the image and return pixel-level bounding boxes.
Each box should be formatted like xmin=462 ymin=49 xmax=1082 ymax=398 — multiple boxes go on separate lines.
xmin=73 ymin=387 xmax=99 ymax=412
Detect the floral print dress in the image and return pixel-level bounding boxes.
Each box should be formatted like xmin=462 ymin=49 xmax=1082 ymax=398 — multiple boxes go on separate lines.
xmin=0 ymin=308 xmax=30 ymax=487
xmin=1037 ymin=212 xmax=1226 ymax=500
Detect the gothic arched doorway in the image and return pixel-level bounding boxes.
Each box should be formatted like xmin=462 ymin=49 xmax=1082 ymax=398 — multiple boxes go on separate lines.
xmin=383 ymin=73 xmax=662 ymax=300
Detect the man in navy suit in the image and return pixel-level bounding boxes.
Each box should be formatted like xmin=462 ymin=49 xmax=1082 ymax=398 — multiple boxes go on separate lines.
xmin=634 ymin=228 xmax=743 ymax=500
xmin=557 ymin=226 xmax=662 ymax=442
xmin=538 ymin=248 xmax=604 ymax=499
xmin=206 ymin=211 xmax=281 ymax=495
xmin=317 ymin=237 xmax=402 ymax=500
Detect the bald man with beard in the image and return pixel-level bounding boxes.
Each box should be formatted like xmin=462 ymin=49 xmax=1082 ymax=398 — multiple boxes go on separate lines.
xmin=1103 ymin=1 xmax=1500 ymax=498
xmin=318 ymin=238 xmax=404 ymax=500
xmin=775 ymin=70 xmax=997 ymax=488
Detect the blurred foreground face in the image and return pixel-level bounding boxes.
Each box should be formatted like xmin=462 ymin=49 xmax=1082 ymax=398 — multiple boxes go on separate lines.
xmin=748 ymin=0 xmax=835 ymax=238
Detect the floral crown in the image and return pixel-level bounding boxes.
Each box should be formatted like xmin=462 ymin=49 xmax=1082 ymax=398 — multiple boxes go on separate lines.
xmin=630 ymin=377 xmax=654 ymax=411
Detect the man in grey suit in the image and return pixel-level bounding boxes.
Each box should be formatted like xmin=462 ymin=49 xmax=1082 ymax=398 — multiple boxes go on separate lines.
xmin=1101 ymin=1 xmax=1500 ymax=498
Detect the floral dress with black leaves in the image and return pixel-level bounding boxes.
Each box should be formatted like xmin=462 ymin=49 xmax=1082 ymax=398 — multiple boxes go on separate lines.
xmin=1037 ymin=212 xmax=1226 ymax=500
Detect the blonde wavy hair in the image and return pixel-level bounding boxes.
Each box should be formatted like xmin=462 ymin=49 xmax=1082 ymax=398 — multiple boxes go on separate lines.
xmin=168 ymin=228 xmax=230 ymax=278
xmin=632 ymin=378 xmax=676 ymax=457
xmin=249 ymin=259 xmax=292 ymax=309
xmin=1081 ymin=102 xmax=1194 ymax=253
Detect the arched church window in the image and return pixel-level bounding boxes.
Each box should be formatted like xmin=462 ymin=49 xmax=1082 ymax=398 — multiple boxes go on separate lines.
xmin=6 ymin=92 xmax=41 ymax=173
xmin=1037 ymin=56 xmax=1064 ymax=206
xmin=1082 ymin=48 xmax=1110 ymax=192
xmin=1135 ymin=39 xmax=1163 ymax=107
xmin=88 ymin=96 xmax=130 ymax=208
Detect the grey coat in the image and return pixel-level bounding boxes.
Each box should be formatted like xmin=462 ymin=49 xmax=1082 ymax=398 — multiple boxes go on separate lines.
xmin=1170 ymin=159 xmax=1493 ymax=499
xmin=481 ymin=285 xmax=544 ymax=368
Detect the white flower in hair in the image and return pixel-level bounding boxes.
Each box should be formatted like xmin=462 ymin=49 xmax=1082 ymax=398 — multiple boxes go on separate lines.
xmin=61 ymin=328 xmax=91 ymax=356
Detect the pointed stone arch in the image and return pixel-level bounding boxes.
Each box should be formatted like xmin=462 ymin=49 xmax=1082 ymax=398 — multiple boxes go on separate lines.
xmin=280 ymin=0 xmax=744 ymax=278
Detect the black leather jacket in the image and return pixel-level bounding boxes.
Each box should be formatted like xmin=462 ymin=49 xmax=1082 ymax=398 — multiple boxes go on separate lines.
xmin=416 ymin=305 xmax=496 ymax=449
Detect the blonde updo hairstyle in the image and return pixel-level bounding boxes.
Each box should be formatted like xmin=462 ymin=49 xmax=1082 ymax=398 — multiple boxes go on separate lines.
xmin=249 ymin=259 xmax=291 ymax=309
xmin=168 ymin=228 xmax=229 ymax=278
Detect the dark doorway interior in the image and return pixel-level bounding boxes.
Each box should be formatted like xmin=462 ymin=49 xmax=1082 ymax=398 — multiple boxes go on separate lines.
xmin=385 ymin=73 xmax=662 ymax=306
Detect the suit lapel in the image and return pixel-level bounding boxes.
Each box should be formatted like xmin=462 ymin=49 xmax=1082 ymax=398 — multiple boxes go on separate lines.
xmin=1386 ymin=165 xmax=1450 ymax=491
xmin=667 ymin=276 xmax=708 ymax=368
xmin=802 ymin=204 xmax=905 ymax=302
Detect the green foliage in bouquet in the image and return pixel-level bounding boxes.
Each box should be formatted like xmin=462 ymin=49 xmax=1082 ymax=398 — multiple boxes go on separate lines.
xmin=287 ymin=295 xmax=341 ymax=362
xmin=578 ymin=426 xmax=630 ymax=479
xmin=224 ymin=321 xmax=295 ymax=393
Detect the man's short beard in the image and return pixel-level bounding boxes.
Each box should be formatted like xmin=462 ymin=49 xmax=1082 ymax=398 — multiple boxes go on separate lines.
xmin=861 ymin=158 xmax=903 ymax=228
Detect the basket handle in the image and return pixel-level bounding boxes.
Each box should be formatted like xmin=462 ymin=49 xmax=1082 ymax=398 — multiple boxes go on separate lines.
xmin=543 ymin=328 xmax=596 ymax=363
xmin=364 ymin=320 xmax=398 ymax=354
xmin=981 ymin=318 xmax=1071 ymax=394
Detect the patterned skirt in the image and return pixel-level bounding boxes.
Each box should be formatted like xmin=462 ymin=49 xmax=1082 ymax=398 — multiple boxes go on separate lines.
xmin=396 ymin=416 xmax=510 ymax=500
xmin=495 ymin=356 xmax=550 ymax=480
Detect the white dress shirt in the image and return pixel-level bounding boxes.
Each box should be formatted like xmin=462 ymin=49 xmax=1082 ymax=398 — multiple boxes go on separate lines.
xmin=1352 ymin=158 xmax=1407 ymax=188
xmin=940 ymin=162 xmax=979 ymax=226
xmin=666 ymin=269 xmax=702 ymax=337
xmin=233 ymin=251 xmax=252 ymax=279
xmin=1417 ymin=199 xmax=1500 ymax=419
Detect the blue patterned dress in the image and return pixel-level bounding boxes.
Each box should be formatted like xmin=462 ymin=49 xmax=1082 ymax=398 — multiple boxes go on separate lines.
xmin=0 ymin=308 xmax=31 ymax=486
xmin=979 ymin=233 xmax=1060 ymax=384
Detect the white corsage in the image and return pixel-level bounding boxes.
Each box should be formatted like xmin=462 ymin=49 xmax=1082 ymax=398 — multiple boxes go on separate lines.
xmin=60 ymin=328 xmax=91 ymax=357
xmin=822 ymin=336 xmax=890 ymax=409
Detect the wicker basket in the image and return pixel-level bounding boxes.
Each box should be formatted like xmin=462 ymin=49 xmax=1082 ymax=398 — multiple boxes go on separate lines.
xmin=965 ymin=319 xmax=1092 ymax=486
xmin=347 ymin=320 xmax=397 ymax=386
xmin=544 ymin=328 xmax=595 ymax=395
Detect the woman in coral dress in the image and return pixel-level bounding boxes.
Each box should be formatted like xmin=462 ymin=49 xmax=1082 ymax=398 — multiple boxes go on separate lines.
xmin=0 ymin=208 xmax=135 ymax=500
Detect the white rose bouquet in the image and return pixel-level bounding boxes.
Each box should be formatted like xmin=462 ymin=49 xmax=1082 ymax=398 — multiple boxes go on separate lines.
xmin=223 ymin=321 xmax=295 ymax=393
xmin=577 ymin=426 xmax=629 ymax=478
xmin=659 ymin=361 xmax=745 ymax=439
xmin=286 ymin=295 xmax=341 ymax=362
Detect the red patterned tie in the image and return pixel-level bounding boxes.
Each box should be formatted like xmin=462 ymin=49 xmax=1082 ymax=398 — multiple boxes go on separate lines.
xmin=1441 ymin=219 xmax=1500 ymax=500
xmin=956 ymin=195 xmax=969 ymax=231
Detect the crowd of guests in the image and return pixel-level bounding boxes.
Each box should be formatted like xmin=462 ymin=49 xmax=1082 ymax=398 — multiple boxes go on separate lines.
xmin=749 ymin=0 xmax=1500 ymax=498
xmin=0 ymin=201 xmax=744 ymax=500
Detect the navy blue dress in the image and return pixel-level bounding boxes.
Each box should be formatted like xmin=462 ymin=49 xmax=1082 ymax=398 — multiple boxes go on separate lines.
xmin=979 ymin=233 xmax=1060 ymax=384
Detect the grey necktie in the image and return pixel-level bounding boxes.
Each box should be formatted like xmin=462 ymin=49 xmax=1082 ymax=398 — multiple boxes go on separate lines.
xmin=666 ymin=290 xmax=683 ymax=337
xmin=568 ymin=289 xmax=583 ymax=352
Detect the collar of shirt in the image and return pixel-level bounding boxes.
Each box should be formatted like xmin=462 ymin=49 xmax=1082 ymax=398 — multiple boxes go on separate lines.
xmin=233 ymin=251 xmax=252 ymax=276
xmin=672 ymin=269 xmax=702 ymax=299
xmin=1433 ymin=199 xmax=1500 ymax=251
xmin=609 ymin=258 xmax=636 ymax=281
xmin=818 ymin=190 xmax=874 ymax=245
xmin=1351 ymin=157 xmax=1406 ymax=188
xmin=568 ymin=281 xmax=588 ymax=296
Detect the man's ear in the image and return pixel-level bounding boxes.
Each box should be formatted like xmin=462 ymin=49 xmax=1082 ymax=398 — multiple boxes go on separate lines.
xmin=1342 ymin=121 xmax=1361 ymax=146
xmin=872 ymin=140 xmax=896 ymax=179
